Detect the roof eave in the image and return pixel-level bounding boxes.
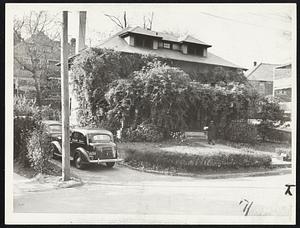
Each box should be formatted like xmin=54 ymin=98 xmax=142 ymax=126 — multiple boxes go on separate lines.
xmin=180 ymin=41 xmax=212 ymax=47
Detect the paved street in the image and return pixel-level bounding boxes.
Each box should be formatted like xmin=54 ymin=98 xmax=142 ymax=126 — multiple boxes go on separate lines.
xmin=13 ymin=162 xmax=295 ymax=223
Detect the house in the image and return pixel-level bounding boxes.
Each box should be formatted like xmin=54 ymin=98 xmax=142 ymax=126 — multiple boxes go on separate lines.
xmin=245 ymin=62 xmax=281 ymax=97
xmin=14 ymin=31 xmax=76 ymax=105
xmin=95 ymin=26 xmax=246 ymax=78
xmin=273 ymin=63 xmax=292 ymax=117
xmin=68 ymin=26 xmax=246 ymax=127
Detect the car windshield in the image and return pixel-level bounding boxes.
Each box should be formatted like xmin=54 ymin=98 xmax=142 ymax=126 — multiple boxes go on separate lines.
xmin=88 ymin=134 xmax=111 ymax=143
xmin=48 ymin=124 xmax=62 ymax=132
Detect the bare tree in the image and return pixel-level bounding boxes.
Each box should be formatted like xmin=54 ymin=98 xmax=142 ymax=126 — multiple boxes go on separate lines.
xmin=104 ymin=11 xmax=128 ymax=29
xmin=14 ymin=11 xmax=61 ymax=106
xmin=105 ymin=11 xmax=154 ymax=30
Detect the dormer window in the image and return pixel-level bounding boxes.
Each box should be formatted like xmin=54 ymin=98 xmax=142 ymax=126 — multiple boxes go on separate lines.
xmin=187 ymin=44 xmax=205 ymax=56
xmin=134 ymin=35 xmax=153 ymax=49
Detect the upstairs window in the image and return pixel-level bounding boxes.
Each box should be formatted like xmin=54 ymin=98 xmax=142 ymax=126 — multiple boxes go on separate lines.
xmin=134 ymin=35 xmax=153 ymax=49
xmin=187 ymin=44 xmax=205 ymax=56
xmin=163 ymin=42 xmax=171 ymax=49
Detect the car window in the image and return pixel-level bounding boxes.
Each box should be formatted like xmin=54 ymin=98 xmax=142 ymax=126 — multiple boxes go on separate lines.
xmin=78 ymin=133 xmax=86 ymax=144
xmin=71 ymin=132 xmax=78 ymax=141
xmin=48 ymin=124 xmax=62 ymax=132
xmin=88 ymin=134 xmax=111 ymax=143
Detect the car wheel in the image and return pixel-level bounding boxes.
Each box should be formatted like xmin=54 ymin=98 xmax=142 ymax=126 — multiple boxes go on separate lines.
xmin=74 ymin=153 xmax=85 ymax=169
xmin=106 ymin=162 xmax=115 ymax=168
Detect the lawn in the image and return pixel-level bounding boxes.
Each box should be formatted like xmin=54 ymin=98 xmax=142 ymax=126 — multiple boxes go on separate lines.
xmin=117 ymin=139 xmax=284 ymax=174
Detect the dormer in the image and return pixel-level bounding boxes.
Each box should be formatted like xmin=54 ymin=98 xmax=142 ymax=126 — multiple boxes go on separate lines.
xmin=118 ymin=27 xmax=211 ymax=57
xmin=179 ymin=35 xmax=211 ymax=57
xmin=119 ymin=27 xmax=162 ymax=50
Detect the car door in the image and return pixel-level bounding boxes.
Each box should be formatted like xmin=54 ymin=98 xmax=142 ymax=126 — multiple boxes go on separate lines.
xmin=70 ymin=132 xmax=79 ymax=158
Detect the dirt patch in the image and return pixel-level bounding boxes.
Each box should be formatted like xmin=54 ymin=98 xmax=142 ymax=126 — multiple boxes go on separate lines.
xmin=14 ymin=160 xmax=62 ymax=179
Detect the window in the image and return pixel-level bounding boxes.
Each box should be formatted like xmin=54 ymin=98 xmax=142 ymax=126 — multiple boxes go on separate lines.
xmin=71 ymin=132 xmax=86 ymax=144
xmin=78 ymin=133 xmax=86 ymax=144
xmin=163 ymin=42 xmax=171 ymax=49
xmin=48 ymin=60 xmax=59 ymax=65
xmin=88 ymin=134 xmax=111 ymax=143
xmin=134 ymin=35 xmax=153 ymax=49
xmin=187 ymin=44 xmax=205 ymax=56
xmin=48 ymin=124 xmax=62 ymax=133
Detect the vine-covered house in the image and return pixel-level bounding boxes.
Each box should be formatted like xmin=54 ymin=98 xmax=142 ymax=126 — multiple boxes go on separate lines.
xmin=68 ymin=26 xmax=247 ymax=128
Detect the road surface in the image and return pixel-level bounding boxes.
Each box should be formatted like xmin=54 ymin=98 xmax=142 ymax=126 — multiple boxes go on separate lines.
xmin=13 ymin=163 xmax=295 ymax=224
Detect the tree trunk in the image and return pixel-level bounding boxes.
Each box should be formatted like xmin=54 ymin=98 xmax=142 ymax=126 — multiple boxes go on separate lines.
xmin=32 ymin=72 xmax=41 ymax=106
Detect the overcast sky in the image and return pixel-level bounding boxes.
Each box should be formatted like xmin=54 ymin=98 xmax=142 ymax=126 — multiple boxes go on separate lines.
xmin=12 ymin=3 xmax=295 ymax=70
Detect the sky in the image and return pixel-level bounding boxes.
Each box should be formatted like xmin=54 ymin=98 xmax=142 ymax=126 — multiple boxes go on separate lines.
xmin=11 ymin=3 xmax=295 ymax=70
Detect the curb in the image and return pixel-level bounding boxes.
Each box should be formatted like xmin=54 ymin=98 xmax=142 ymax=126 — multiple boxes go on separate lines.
xmin=119 ymin=162 xmax=291 ymax=179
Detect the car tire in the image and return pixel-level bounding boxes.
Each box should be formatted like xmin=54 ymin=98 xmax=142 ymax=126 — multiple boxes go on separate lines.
xmin=106 ymin=162 xmax=115 ymax=168
xmin=74 ymin=153 xmax=85 ymax=169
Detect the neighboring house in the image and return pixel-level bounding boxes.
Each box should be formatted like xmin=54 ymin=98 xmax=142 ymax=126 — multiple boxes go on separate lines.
xmin=273 ymin=63 xmax=292 ymax=117
xmin=14 ymin=31 xmax=76 ymax=104
xmin=96 ymin=26 xmax=247 ymax=77
xmin=68 ymin=26 xmax=246 ymax=127
xmin=245 ymin=62 xmax=281 ymax=97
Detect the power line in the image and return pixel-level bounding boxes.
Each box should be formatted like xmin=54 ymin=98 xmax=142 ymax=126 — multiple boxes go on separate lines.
xmin=198 ymin=11 xmax=291 ymax=32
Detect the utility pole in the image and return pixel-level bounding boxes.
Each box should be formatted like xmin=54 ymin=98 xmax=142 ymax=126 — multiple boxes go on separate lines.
xmin=61 ymin=11 xmax=70 ymax=181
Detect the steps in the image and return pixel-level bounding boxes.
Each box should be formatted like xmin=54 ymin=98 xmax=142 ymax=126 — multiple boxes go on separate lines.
xmin=185 ymin=131 xmax=207 ymax=141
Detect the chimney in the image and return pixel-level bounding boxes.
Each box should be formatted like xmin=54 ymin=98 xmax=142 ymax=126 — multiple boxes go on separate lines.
xmin=76 ymin=11 xmax=87 ymax=54
xmin=253 ymin=61 xmax=257 ymax=66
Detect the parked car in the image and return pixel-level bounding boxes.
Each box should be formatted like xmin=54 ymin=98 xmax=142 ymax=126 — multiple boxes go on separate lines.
xmin=42 ymin=120 xmax=62 ymax=140
xmin=49 ymin=128 xmax=123 ymax=169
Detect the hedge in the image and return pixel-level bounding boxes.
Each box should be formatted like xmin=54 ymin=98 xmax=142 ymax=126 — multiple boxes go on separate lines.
xmin=225 ymin=120 xmax=258 ymax=144
xmin=122 ymin=145 xmax=272 ymax=172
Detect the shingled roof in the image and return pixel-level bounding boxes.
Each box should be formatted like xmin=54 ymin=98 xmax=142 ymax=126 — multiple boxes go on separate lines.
xmin=246 ymin=63 xmax=281 ymax=81
xmin=96 ymin=27 xmax=245 ymax=70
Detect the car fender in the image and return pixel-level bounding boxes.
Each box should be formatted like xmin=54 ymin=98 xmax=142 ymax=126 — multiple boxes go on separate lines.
xmin=75 ymin=147 xmax=89 ymax=162
xmin=51 ymin=141 xmax=62 ymax=154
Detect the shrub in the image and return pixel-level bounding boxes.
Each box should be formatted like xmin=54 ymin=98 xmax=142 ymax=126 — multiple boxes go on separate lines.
xmin=122 ymin=122 xmax=164 ymax=142
xmin=14 ymin=95 xmax=52 ymax=172
xmin=14 ymin=95 xmax=41 ymax=166
xmin=122 ymin=145 xmax=271 ymax=172
xmin=225 ymin=120 xmax=258 ymax=144
xmin=168 ymin=131 xmax=186 ymax=143
xmin=275 ymin=148 xmax=292 ymax=161
xmin=27 ymin=126 xmax=52 ymax=173
xmin=256 ymin=96 xmax=285 ymax=142
xmin=40 ymin=105 xmax=61 ymax=120
xmin=14 ymin=116 xmax=38 ymax=167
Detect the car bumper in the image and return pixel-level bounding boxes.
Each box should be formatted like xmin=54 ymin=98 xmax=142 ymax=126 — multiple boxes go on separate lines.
xmin=85 ymin=158 xmax=123 ymax=164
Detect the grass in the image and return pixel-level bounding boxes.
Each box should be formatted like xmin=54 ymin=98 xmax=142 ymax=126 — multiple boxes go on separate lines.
xmin=118 ymin=140 xmax=273 ymax=174
xmin=217 ymin=139 xmax=291 ymax=153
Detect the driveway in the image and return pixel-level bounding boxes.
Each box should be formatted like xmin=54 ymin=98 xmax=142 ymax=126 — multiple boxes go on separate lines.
xmin=13 ymin=161 xmax=295 ymax=224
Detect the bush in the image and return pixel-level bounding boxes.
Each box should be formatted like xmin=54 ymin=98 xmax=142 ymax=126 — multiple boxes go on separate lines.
xmin=14 ymin=116 xmax=38 ymax=167
xmin=256 ymin=96 xmax=285 ymax=142
xmin=14 ymin=95 xmax=52 ymax=172
xmin=122 ymin=145 xmax=271 ymax=172
xmin=122 ymin=122 xmax=164 ymax=142
xmin=225 ymin=120 xmax=258 ymax=144
xmin=40 ymin=105 xmax=61 ymax=120
xmin=14 ymin=95 xmax=41 ymax=166
xmin=27 ymin=126 xmax=52 ymax=173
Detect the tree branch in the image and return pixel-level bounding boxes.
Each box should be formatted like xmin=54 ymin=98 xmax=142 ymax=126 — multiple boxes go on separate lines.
xmin=104 ymin=14 xmax=124 ymax=29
